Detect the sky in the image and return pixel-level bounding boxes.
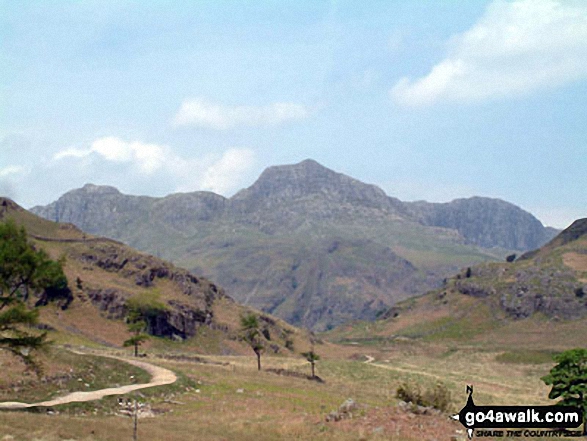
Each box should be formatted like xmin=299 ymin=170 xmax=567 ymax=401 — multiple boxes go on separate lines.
xmin=1 ymin=0 xmax=586 ymax=229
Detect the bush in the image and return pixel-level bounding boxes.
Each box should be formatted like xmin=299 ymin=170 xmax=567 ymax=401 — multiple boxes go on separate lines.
xmin=424 ymin=382 xmax=452 ymax=412
xmin=396 ymin=381 xmax=452 ymax=412
xmin=396 ymin=382 xmax=423 ymax=405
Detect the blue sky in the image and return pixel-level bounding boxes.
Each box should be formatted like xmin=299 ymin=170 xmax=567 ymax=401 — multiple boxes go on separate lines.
xmin=1 ymin=0 xmax=586 ymax=228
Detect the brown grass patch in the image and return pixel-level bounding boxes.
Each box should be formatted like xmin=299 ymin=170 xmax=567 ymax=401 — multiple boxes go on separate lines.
xmin=562 ymin=252 xmax=587 ymax=272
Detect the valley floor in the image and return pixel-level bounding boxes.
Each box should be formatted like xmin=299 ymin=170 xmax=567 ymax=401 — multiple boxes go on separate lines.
xmin=0 ymin=337 xmax=565 ymax=441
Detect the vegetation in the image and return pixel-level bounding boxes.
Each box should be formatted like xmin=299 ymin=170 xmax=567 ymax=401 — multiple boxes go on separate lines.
xmin=0 ymin=219 xmax=67 ymax=374
xmin=123 ymin=307 xmax=150 ymax=357
xmin=495 ymin=349 xmax=558 ymax=365
xmin=126 ymin=290 xmax=167 ymax=335
xmin=301 ymin=349 xmax=320 ymax=378
xmin=240 ymin=313 xmax=264 ymax=371
xmin=396 ymin=381 xmax=452 ymax=412
xmin=0 ymin=192 xmax=584 ymax=439
xmin=542 ymin=348 xmax=587 ymax=435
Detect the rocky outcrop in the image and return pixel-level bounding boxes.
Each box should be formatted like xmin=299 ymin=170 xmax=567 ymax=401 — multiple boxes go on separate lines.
xmin=449 ymin=221 xmax=587 ymax=320
xmin=66 ymin=239 xmax=226 ymax=339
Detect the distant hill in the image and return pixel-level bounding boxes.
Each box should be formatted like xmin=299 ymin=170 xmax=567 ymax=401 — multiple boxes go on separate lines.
xmin=328 ymin=218 xmax=587 ymax=348
xmin=30 ymin=159 xmax=558 ymax=331
xmin=1 ymin=198 xmax=308 ymax=354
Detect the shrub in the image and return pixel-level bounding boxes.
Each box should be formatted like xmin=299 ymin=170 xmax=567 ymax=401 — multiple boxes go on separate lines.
xmin=396 ymin=382 xmax=422 ymax=405
xmin=396 ymin=381 xmax=452 ymax=412
xmin=423 ymin=382 xmax=452 ymax=412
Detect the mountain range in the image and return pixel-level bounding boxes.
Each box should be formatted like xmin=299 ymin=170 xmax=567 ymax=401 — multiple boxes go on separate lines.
xmin=330 ymin=217 xmax=587 ymax=348
xmin=30 ymin=159 xmax=558 ymax=331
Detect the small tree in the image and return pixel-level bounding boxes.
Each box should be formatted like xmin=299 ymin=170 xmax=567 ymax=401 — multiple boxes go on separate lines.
xmin=240 ymin=313 xmax=264 ymax=371
xmin=542 ymin=348 xmax=587 ymax=435
xmin=301 ymin=349 xmax=320 ymax=378
xmin=123 ymin=308 xmax=150 ymax=357
xmin=0 ymin=219 xmax=67 ymax=374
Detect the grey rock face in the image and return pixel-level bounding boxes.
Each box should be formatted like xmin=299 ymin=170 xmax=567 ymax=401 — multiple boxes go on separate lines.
xmin=405 ymin=197 xmax=556 ymax=250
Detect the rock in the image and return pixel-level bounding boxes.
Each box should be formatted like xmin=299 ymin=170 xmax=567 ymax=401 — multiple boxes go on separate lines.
xmin=326 ymin=399 xmax=359 ymax=422
xmin=325 ymin=411 xmax=342 ymax=422
xmin=339 ymin=398 xmax=358 ymax=415
xmin=236 ymin=388 xmax=244 ymax=394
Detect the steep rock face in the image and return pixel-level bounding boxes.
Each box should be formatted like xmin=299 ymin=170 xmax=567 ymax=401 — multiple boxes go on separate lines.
xmin=407 ymin=197 xmax=556 ymax=250
xmin=151 ymin=192 xmax=227 ymax=229
xmin=232 ymin=159 xmax=395 ymax=209
xmin=193 ymin=237 xmax=424 ymax=331
xmin=31 ymin=162 xmax=556 ymax=252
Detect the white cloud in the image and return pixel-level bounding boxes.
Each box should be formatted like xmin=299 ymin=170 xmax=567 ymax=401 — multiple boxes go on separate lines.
xmin=90 ymin=137 xmax=167 ymax=173
xmin=0 ymin=165 xmax=25 ymax=178
xmin=200 ymin=148 xmax=256 ymax=194
xmin=391 ymin=0 xmax=587 ymax=106
xmin=172 ymin=99 xmax=310 ymax=129
xmin=53 ymin=147 xmax=92 ymax=160
xmin=53 ymin=137 xmax=256 ymax=196
xmin=54 ymin=137 xmax=167 ymax=174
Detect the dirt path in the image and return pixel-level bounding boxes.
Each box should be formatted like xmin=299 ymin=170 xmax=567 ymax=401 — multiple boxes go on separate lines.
xmin=0 ymin=352 xmax=177 ymax=410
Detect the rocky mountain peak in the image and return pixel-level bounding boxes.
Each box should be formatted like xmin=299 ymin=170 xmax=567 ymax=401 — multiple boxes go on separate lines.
xmin=79 ymin=183 xmax=122 ymax=195
xmin=230 ymin=159 xmax=399 ymax=212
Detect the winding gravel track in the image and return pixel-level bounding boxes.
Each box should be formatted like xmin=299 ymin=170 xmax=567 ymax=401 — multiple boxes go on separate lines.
xmin=0 ymin=352 xmax=177 ymax=410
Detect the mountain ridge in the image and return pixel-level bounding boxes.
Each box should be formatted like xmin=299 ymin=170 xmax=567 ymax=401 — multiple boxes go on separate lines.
xmin=31 ymin=159 xmax=556 ymax=250
xmin=28 ymin=160 xmax=559 ymax=330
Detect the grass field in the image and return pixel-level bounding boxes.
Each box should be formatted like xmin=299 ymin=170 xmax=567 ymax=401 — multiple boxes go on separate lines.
xmin=0 ymin=329 xmax=575 ymax=441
